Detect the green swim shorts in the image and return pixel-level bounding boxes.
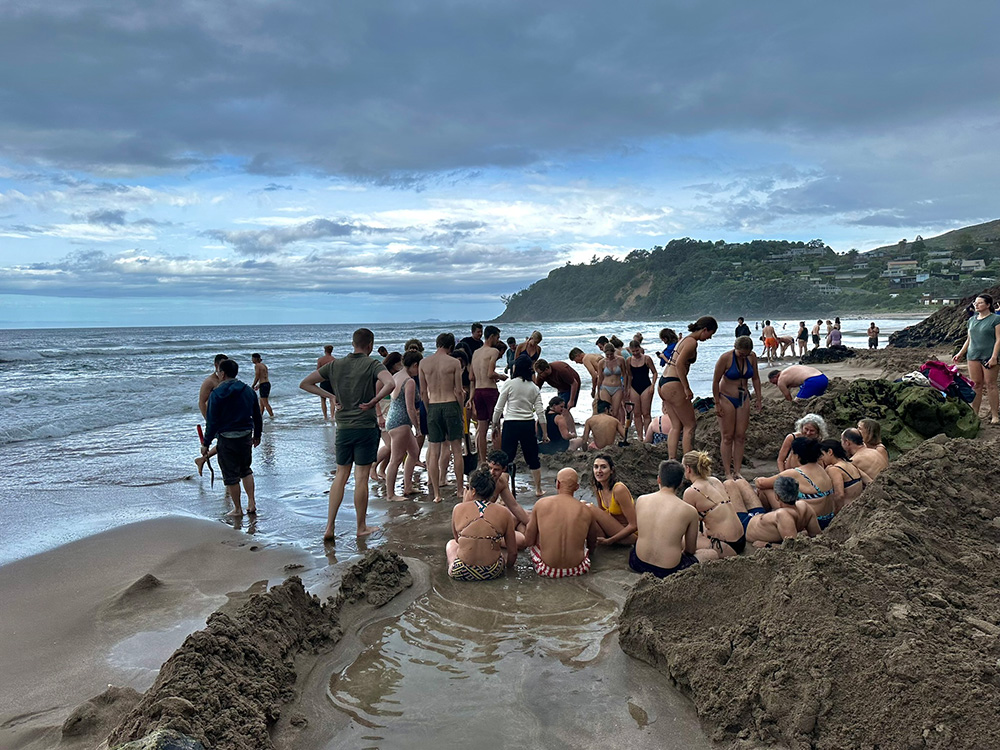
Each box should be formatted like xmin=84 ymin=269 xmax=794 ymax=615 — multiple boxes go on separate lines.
xmin=426 ymin=401 xmax=463 ymax=443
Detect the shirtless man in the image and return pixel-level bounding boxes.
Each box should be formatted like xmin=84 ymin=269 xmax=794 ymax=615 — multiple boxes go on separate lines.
xmin=317 ymin=345 xmax=336 ymax=419
xmin=486 ymin=449 xmax=530 ymax=548
xmin=445 ymin=468 xmax=517 ymax=581
xmin=841 ymin=427 xmax=889 ymax=480
xmin=777 ymin=336 xmax=796 ymax=358
xmin=867 ymin=322 xmax=881 ymax=350
xmin=251 ymin=353 xmax=273 ymax=417
xmin=194 ymin=353 xmax=228 ymax=476
xmin=768 ymin=364 xmax=829 ymax=401
xmin=523 ymin=468 xmax=598 ymax=578
xmin=581 ymin=400 xmax=626 ymax=449
xmin=811 ymin=319 xmax=822 ymax=350
xmin=569 ymin=347 xmax=604 ymax=404
xmin=419 ymin=332 xmax=466 ymax=503
xmin=469 ymin=326 xmax=506 ymax=463
xmin=761 ymin=320 xmax=778 ymax=365
xmin=533 ymin=358 xmax=581 ymax=408
xmin=629 ymin=460 xmax=701 ymax=577
xmin=745 ymin=475 xmax=820 ymax=544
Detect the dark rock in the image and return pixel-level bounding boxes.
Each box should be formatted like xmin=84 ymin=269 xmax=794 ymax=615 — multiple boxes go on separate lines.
xmin=112 ymin=728 xmax=206 ymax=750
xmin=799 ymin=346 xmax=856 ymax=365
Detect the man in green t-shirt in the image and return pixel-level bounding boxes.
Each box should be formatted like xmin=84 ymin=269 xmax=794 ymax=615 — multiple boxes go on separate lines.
xmin=300 ymin=328 xmax=395 ymax=540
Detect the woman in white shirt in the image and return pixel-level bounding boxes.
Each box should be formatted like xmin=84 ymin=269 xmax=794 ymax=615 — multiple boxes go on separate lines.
xmin=493 ymin=355 xmax=548 ymax=496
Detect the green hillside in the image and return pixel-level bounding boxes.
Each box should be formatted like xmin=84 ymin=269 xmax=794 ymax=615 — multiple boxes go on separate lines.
xmin=496 ymin=221 xmax=1000 ymax=322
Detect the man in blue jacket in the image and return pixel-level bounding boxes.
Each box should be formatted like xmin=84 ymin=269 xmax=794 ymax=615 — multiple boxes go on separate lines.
xmin=202 ymin=358 xmax=263 ymax=516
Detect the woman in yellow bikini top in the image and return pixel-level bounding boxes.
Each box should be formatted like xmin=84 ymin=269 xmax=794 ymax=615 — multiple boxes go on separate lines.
xmin=589 ymin=453 xmax=637 ymax=546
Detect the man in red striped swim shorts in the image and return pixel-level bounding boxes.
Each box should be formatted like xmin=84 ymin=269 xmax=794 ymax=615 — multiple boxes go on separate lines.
xmin=523 ymin=467 xmax=599 ymax=578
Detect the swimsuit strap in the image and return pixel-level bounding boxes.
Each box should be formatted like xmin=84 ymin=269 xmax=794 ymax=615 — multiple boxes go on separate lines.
xmin=793 ymin=467 xmax=822 ymax=493
xmin=458 ymin=506 xmax=504 ymax=544
xmin=691 ymin=482 xmax=730 ymax=518
xmin=836 ymin=464 xmax=859 ymax=481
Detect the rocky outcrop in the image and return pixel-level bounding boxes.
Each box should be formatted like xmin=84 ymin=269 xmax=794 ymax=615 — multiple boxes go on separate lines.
xmin=619 ymin=437 xmax=1000 ymax=749
xmin=106 ymin=550 xmax=412 ymax=750
xmin=798 ymin=346 xmax=856 ymax=365
xmin=889 ymin=283 xmax=1000 ymax=348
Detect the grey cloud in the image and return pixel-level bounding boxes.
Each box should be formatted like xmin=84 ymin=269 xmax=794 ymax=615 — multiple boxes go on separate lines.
xmin=261 ymin=183 xmax=293 ymax=192
xmin=204 ymin=217 xmax=387 ymax=256
xmin=1 ymin=2 xmax=997 ymax=179
xmin=86 ymin=209 xmax=126 ymax=225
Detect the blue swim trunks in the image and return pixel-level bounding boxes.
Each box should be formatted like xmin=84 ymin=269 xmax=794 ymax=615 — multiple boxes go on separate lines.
xmin=796 ymin=373 xmax=829 ymax=400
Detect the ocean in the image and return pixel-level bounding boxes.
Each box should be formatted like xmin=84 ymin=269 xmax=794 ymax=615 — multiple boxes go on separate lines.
xmin=0 ymin=316 xmax=913 ymax=565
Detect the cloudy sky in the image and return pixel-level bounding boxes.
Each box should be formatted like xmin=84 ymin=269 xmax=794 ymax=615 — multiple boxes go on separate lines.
xmin=1 ymin=1 xmax=998 ymax=327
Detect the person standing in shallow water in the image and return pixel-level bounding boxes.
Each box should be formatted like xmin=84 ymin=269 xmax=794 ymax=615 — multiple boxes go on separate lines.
xmin=867 ymin=322 xmax=880 ymax=350
xmin=251 ymin=353 xmax=273 ymax=417
xmin=299 ymin=327 xmax=394 ymax=540
xmin=195 ymin=353 xmax=227 ymax=476
xmin=317 ymin=345 xmax=335 ymax=419
xmin=659 ymin=316 xmax=718 ymax=460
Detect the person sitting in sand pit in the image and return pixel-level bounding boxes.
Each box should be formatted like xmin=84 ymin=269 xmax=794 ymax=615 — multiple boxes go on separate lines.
xmin=857 ymin=418 xmax=890 ymax=463
xmin=581 ymin=400 xmax=626 ymax=449
xmin=446 ymin=468 xmax=517 ymax=581
xmin=841 ymin=427 xmax=889 ymax=480
xmin=644 ymin=413 xmax=671 ymax=445
xmin=629 ymin=460 xmax=701 ymax=577
xmin=523 ymin=468 xmax=599 ymax=578
xmin=745 ymin=475 xmax=821 ymax=545
xmin=820 ymin=438 xmax=871 ymax=512
xmin=537 ymin=397 xmax=584 ymax=454
xmin=589 ymin=453 xmax=638 ymax=546
xmin=777 ymin=413 xmax=828 ymax=471
xmin=713 ymin=335 xmax=762 ymax=480
xmin=485 ymin=449 xmax=530 ymax=548
xmin=681 ymin=452 xmax=746 ymax=557
xmin=753 ymin=438 xmax=834 ymax=529
xmin=768 ymin=364 xmax=829 ymax=402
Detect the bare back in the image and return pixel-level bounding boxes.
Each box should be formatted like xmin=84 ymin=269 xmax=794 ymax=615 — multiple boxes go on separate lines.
xmin=852 ymin=447 xmax=888 ymax=479
xmin=419 ymin=350 xmax=463 ymax=404
xmin=529 ymin=494 xmax=595 ymax=568
xmin=452 ymin=501 xmax=513 ymax=566
xmin=471 ymin=346 xmax=501 ymax=390
xmin=634 ymin=490 xmax=699 ymax=569
xmin=198 ymin=373 xmax=220 ymax=418
xmin=585 ymin=414 xmax=621 ymax=448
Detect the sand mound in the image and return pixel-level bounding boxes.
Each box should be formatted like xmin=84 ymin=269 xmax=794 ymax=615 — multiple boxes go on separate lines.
xmin=619 ymin=436 xmax=1000 ymax=749
xmin=105 ymin=550 xmax=412 ymax=750
xmin=61 ymin=685 xmax=142 ymax=740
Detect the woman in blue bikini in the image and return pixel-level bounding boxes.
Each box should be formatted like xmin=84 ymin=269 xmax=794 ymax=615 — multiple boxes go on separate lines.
xmin=711 ymin=335 xmax=762 ymax=480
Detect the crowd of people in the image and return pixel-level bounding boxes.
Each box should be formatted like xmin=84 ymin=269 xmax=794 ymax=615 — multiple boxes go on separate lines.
xmin=192 ymin=314 xmax=938 ymax=582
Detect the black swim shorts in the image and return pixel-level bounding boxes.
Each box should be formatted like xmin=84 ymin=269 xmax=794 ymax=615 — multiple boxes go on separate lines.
xmin=217 ymin=433 xmax=254 ymax=486
xmin=259 ymin=382 xmax=271 ymax=399
xmin=335 ymin=427 xmax=380 ymax=466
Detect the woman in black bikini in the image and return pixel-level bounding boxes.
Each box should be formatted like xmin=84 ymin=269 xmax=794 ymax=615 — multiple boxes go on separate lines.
xmin=711 ymin=335 xmax=762 ymax=480
xmin=624 ymin=339 xmax=657 ymax=444
xmin=820 ymin=438 xmax=871 ymax=512
xmin=659 ymin=316 xmax=718 ymax=460
xmin=681 ymin=451 xmax=746 ymax=557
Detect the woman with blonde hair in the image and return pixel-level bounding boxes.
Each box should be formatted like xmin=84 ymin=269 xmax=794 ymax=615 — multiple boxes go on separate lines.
xmin=857 ymin=418 xmax=889 ymax=463
xmin=712 ymin=335 xmax=762 ymax=480
xmin=659 ymin=316 xmax=718 ymax=459
xmin=514 ymin=330 xmax=543 ymax=363
xmin=681 ymin=451 xmax=746 ymax=557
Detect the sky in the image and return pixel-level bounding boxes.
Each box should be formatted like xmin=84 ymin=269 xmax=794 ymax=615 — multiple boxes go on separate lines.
xmin=1 ymin=1 xmax=999 ymax=327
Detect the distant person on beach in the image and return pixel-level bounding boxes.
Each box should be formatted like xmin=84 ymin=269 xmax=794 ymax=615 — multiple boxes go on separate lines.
xmin=589 ymin=453 xmax=638 ymax=546
xmin=469 ymin=325 xmax=505 ymax=463
xmin=581 ymin=400 xmax=625 ymax=449
xmin=768 ymin=364 xmax=829 ymax=401
xmin=194 ymin=353 xmax=228 ymax=476
xmin=202 ymin=358 xmax=262 ymax=517
xmin=867 ymin=323 xmax=880 ymax=350
xmin=734 ymin=317 xmax=751 ymax=339
xmin=777 ymin=413 xmax=828 ymax=471
xmin=251 ymin=353 xmax=273 ymax=417
xmin=492 ymin=355 xmax=547 ymax=497
xmin=953 ymin=293 xmax=1000 ymax=424
xmin=745 ymin=475 xmax=820 ymax=544
xmin=659 ymin=316 xmax=718 ymax=460
xmin=446 ymin=468 xmax=517 ymax=581
xmin=377 ymin=346 xmax=390 ymax=358
xmin=523 ymin=468 xmax=598 ymax=578
xmin=317 ymin=345 xmax=336 ymax=419
xmin=569 ymin=347 xmax=604 ymax=405
xmin=841 ymin=428 xmax=889 ymax=480
xmin=777 ymin=335 xmax=795 ymax=358
xmin=811 ymin=320 xmax=822 ymax=350
xmin=761 ymin=320 xmax=778 ymax=365
xmin=681 ymin=452 xmax=746 ymax=557
xmin=826 ymin=327 xmax=843 ymax=348
xmin=534 ymin=358 xmax=581 ymax=409
xmin=299 ymin=327 xmax=394 ymax=539
xmin=420 ymin=332 xmax=467 ymax=502
xmin=713 ymin=336 xmax=762 ymax=480
xmin=629 ymin=460 xmax=700 ymax=577
xmin=797 ymin=322 xmax=809 ymax=356
xmin=834 ymin=316 xmax=842 ymax=330
xmin=460 ymin=322 xmax=485 ymax=355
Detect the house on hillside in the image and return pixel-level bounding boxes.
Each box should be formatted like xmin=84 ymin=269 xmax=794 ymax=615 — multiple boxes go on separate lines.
xmin=959 ymin=259 xmax=986 ymax=272
xmin=882 ymin=260 xmax=920 ymax=278
xmin=817 ymin=266 xmax=837 ymax=275
xmin=921 ymin=294 xmax=961 ymax=306
xmin=852 ymin=262 xmax=869 ymax=269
